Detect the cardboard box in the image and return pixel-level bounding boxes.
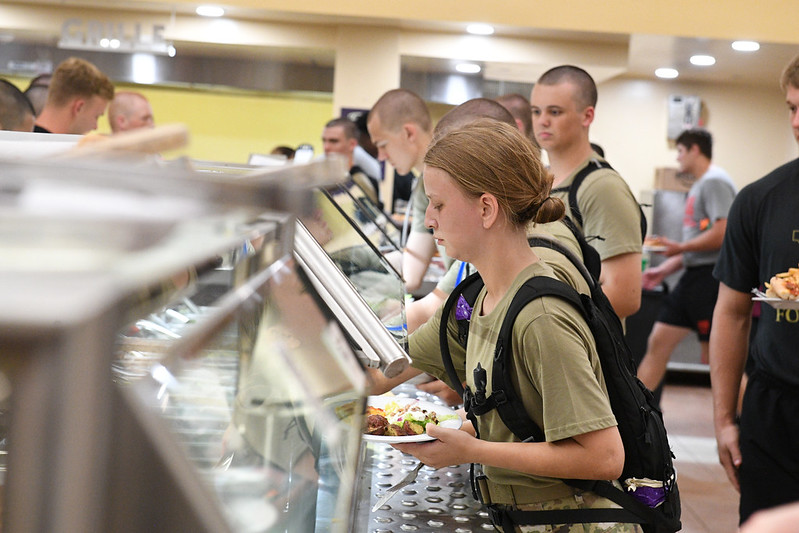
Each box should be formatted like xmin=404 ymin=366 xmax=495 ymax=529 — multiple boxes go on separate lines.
xmin=654 ymin=167 xmax=697 ymax=192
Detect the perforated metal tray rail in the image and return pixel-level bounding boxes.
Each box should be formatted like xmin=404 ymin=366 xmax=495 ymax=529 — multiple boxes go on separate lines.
xmin=353 ymin=387 xmax=495 ymax=533
xmin=363 ymin=446 xmax=495 ymax=532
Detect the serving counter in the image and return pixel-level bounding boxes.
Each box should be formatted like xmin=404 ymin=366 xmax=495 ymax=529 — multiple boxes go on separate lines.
xmin=0 ymin=151 xmax=487 ymax=532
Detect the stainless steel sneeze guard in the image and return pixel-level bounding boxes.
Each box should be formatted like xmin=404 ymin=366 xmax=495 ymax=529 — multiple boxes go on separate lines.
xmin=294 ymin=220 xmax=411 ymax=378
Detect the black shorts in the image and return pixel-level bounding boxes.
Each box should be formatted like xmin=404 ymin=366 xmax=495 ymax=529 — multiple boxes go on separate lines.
xmin=738 ymin=370 xmax=799 ymax=523
xmin=656 ymin=265 xmax=718 ymax=341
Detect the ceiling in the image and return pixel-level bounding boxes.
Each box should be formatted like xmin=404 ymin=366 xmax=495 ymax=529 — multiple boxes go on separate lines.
xmin=626 ymin=35 xmax=799 ymax=86
xmin=3 ymin=0 xmax=799 ymax=88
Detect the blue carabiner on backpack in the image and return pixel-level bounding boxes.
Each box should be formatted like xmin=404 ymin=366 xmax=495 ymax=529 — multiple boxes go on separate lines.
xmin=456 ymin=261 xmax=467 ymax=285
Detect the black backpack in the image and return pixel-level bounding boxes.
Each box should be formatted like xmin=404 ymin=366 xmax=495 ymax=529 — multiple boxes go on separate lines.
xmin=552 ymin=159 xmax=648 ymax=244
xmin=438 ymin=237 xmax=681 ymax=533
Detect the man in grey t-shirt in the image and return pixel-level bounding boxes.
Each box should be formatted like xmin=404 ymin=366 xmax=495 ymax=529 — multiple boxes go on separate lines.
xmin=636 ymin=128 xmax=737 ymax=392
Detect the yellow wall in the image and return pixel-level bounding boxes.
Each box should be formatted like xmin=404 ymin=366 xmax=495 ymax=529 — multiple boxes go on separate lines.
xmin=6 ymin=76 xmax=29 ymax=92
xmin=113 ymin=85 xmax=333 ymax=163
xmin=7 ymin=76 xmax=334 ymax=163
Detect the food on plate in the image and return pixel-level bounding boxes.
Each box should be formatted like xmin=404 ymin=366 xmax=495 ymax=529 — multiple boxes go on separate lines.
xmin=364 ymin=399 xmax=456 ymax=437
xmin=644 ymin=235 xmax=666 ymax=247
xmin=765 ymin=264 xmax=799 ymax=300
xmin=365 ymin=413 xmax=389 ymax=435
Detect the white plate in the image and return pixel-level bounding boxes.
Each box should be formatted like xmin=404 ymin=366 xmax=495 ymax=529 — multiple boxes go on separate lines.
xmin=643 ymin=245 xmax=668 ymax=253
xmin=752 ymin=289 xmax=799 ymax=310
xmin=362 ymin=395 xmax=462 ymax=444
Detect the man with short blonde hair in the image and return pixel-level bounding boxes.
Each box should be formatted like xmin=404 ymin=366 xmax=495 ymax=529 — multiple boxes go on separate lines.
xmin=34 ymin=57 xmax=114 ymax=135
xmin=368 ymin=89 xmax=439 ymax=292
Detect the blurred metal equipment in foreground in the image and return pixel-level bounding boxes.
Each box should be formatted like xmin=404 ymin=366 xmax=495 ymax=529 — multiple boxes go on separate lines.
xmin=0 ymin=150 xmax=409 ymax=533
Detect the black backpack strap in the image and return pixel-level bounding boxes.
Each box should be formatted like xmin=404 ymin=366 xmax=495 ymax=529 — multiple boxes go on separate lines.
xmin=439 ymin=272 xmax=484 ymax=398
xmin=551 ymin=159 xmax=610 ymax=229
xmin=551 ymin=159 xmax=647 ymax=243
xmin=526 ymin=231 xmax=623 ymax=337
xmin=527 ymin=234 xmax=597 ymax=291
xmin=486 ymin=276 xmax=588 ymax=443
xmin=487 ymin=477 xmax=681 ymax=530
xmin=489 ymin=504 xmax=649 ymax=528
xmin=559 ymin=216 xmax=603 ymax=282
xmin=566 ymin=479 xmax=681 ymax=530
xmin=568 ymin=159 xmax=611 ymax=228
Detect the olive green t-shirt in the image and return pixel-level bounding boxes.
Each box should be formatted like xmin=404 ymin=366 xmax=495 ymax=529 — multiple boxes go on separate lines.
xmin=409 ymin=173 xmax=429 ymax=234
xmin=408 ymin=173 xmax=453 ymax=270
xmin=409 ymin=260 xmax=617 ymax=493
xmin=552 ymin=155 xmax=642 ymax=261
xmin=435 ymin=219 xmax=586 ymax=295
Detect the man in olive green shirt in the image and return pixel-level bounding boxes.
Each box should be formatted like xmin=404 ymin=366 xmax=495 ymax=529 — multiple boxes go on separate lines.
xmin=530 ymin=65 xmax=642 ymax=320
xmin=368 ymin=89 xmax=441 ymax=293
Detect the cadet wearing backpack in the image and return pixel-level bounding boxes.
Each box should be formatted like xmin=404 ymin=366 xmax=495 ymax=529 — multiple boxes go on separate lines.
xmin=404 ymin=97 xmax=600 ymax=407
xmin=531 ymin=65 xmax=643 ymax=320
xmin=405 ymin=97 xmax=596 ymax=338
xmin=378 ymin=119 xmax=641 ymax=532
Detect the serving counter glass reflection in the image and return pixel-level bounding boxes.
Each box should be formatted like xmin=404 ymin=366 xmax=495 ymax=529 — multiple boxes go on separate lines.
xmin=0 ymin=154 xmax=411 ymax=533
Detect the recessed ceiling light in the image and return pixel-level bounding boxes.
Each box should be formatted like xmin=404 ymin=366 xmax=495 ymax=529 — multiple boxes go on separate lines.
xmin=655 ymin=68 xmax=679 ymax=79
xmin=456 ymin=63 xmax=481 ymax=74
xmin=466 ymin=23 xmax=494 ymax=36
xmin=196 ymin=5 xmax=225 ymax=17
xmin=732 ymin=40 xmax=760 ymax=52
xmin=690 ymin=54 xmax=716 ymax=66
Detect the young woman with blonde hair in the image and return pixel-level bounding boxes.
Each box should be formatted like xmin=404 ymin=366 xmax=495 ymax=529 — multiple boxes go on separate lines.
xmin=381 ymin=118 xmax=639 ymax=532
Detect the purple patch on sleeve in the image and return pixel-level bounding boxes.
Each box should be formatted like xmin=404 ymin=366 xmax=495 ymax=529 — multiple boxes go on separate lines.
xmin=455 ymin=295 xmax=473 ymax=321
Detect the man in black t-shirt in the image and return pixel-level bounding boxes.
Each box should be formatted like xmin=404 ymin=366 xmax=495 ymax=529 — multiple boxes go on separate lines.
xmin=711 ymin=51 xmax=799 ymax=525
xmin=34 ymin=57 xmax=114 ymax=135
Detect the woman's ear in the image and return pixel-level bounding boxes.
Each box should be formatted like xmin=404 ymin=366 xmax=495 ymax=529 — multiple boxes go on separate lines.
xmin=479 ymin=193 xmax=500 ymax=229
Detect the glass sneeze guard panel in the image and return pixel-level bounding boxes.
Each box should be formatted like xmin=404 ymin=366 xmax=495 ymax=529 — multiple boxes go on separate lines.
xmin=304 ymin=190 xmax=408 ymax=353
xmin=293 ymin=221 xmax=410 ymax=378
xmin=322 ymin=183 xmax=402 ymax=253
xmin=116 ymin=254 xmax=366 ymax=533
